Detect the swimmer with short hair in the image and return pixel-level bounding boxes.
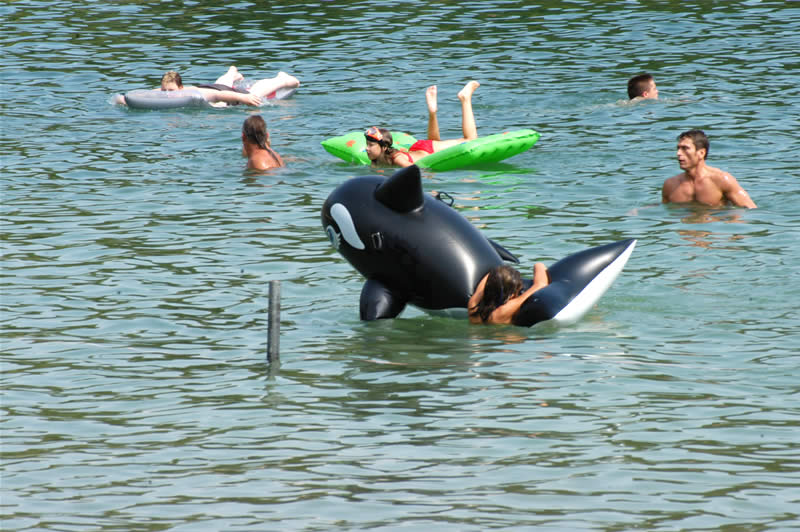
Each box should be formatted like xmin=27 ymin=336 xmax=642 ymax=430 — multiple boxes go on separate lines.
xmin=114 ymin=66 xmax=300 ymax=107
xmin=628 ymin=73 xmax=659 ymax=100
xmin=159 ymin=67 xmax=299 ymax=107
xmin=662 ymin=129 xmax=756 ymax=208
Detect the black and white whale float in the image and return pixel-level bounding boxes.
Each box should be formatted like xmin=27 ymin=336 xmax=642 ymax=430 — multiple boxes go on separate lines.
xmin=321 ymin=165 xmax=635 ymax=327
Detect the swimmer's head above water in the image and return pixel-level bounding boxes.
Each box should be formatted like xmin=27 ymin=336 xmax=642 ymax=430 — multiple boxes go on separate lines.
xmin=160 ymin=70 xmax=183 ymax=91
xmin=627 ymin=72 xmax=658 ymax=100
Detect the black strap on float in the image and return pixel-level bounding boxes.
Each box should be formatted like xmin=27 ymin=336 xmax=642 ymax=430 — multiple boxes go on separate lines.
xmin=434 ymin=191 xmax=454 ymax=207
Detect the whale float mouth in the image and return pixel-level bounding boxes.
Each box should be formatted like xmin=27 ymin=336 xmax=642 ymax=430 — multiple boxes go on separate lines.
xmin=512 ymin=238 xmax=637 ymax=328
xmin=552 ymin=239 xmax=636 ymax=325
xmin=330 ymin=203 xmax=365 ymax=250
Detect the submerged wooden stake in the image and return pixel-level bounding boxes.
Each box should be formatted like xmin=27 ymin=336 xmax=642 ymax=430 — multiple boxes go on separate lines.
xmin=267 ymin=280 xmax=280 ymax=364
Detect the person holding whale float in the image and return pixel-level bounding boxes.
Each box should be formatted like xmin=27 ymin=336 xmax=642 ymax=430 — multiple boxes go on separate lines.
xmin=321 ymin=164 xmax=636 ymax=326
xmin=365 ymin=80 xmax=481 ymax=167
xmin=468 ymin=263 xmax=551 ymax=324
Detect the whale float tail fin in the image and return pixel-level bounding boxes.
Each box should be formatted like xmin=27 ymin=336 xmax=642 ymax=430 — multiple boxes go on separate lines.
xmin=374 ymin=165 xmax=425 ymax=213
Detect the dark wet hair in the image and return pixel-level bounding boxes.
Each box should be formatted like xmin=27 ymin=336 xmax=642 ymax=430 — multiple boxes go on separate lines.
xmin=470 ymin=265 xmax=523 ymax=323
xmin=678 ymin=129 xmax=709 ymax=159
xmin=627 ymin=73 xmax=654 ymax=99
xmin=243 ymin=115 xmax=269 ymax=150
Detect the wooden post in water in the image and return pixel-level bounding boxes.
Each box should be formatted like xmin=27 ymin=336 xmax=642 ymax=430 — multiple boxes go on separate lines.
xmin=267 ymin=280 xmax=280 ymax=364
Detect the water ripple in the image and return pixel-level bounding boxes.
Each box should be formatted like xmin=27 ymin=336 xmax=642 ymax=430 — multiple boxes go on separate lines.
xmin=3 ymin=1 xmax=800 ymax=530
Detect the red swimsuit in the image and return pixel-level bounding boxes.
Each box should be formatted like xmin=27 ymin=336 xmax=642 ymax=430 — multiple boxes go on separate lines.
xmin=392 ymin=151 xmax=415 ymax=164
xmin=409 ymin=139 xmax=435 ymax=154
xmin=390 ymin=140 xmax=434 ymax=165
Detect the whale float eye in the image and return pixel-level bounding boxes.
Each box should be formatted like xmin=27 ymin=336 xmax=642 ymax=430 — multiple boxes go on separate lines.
xmin=325 ymin=225 xmax=341 ymax=249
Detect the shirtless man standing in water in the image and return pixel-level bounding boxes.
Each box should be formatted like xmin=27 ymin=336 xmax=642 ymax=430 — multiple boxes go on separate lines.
xmin=662 ymin=129 xmax=756 ymax=208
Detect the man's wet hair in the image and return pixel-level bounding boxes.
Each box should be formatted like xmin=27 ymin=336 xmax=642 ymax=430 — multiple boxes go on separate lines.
xmin=678 ymin=129 xmax=709 ymax=159
xmin=627 ymin=73 xmax=654 ymax=99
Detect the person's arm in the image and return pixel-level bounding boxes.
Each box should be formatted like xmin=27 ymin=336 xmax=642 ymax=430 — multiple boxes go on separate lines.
xmin=719 ymin=173 xmax=757 ymax=208
xmin=221 ymin=91 xmax=262 ymax=106
xmin=200 ymin=88 xmax=261 ymax=106
xmin=467 ymin=274 xmax=489 ymax=323
xmin=662 ymin=177 xmax=675 ymax=204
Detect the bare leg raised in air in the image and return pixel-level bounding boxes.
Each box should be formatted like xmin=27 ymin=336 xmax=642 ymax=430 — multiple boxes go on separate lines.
xmin=248 ymin=71 xmax=300 ymax=99
xmin=426 ymin=85 xmax=441 ymax=141
xmin=457 ymin=80 xmax=480 ymax=140
xmin=431 ymin=80 xmax=480 ymax=151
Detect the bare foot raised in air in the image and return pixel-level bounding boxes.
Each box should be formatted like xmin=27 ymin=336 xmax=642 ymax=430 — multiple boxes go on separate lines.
xmin=228 ymin=66 xmax=244 ymax=83
xmin=216 ymin=66 xmax=245 ymax=86
xmin=458 ymin=80 xmax=480 ymax=101
xmin=426 ymin=85 xmax=438 ymax=114
xmin=276 ymin=71 xmax=300 ymax=87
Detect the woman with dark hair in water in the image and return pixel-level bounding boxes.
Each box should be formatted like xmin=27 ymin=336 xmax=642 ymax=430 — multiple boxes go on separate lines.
xmin=242 ymin=115 xmax=284 ymax=170
xmin=468 ymin=263 xmax=550 ymax=324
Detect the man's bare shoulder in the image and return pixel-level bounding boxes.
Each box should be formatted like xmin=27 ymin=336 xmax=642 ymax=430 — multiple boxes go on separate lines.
xmin=663 ymin=172 xmax=686 ymax=188
xmin=705 ymin=165 xmax=735 ymax=183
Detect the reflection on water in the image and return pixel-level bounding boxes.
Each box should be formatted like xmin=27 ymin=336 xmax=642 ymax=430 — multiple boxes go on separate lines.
xmin=3 ymin=1 xmax=800 ymax=530
xmin=671 ymin=207 xmax=750 ymax=248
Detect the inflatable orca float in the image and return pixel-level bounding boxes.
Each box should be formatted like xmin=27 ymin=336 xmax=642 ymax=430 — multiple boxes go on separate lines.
xmin=321 ymin=165 xmax=635 ymax=327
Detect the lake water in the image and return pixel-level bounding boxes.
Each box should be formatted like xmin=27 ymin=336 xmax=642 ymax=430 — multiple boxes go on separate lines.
xmin=2 ymin=1 xmax=799 ymax=530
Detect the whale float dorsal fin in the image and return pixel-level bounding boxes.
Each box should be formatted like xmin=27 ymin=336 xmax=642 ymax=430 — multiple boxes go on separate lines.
xmin=374 ymin=165 xmax=424 ymax=213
